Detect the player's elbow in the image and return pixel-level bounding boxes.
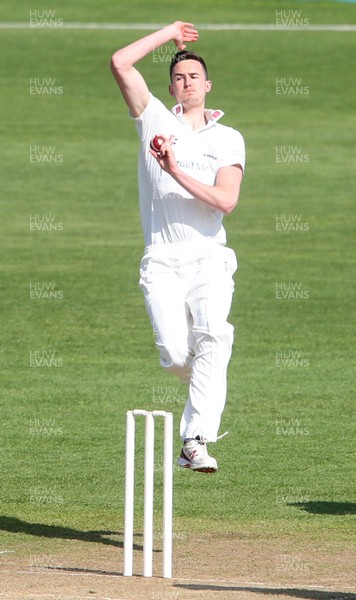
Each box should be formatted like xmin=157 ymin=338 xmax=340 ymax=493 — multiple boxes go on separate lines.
xmin=221 ymin=196 xmax=238 ymax=215
xmin=217 ymin=165 xmax=243 ymax=214
xmin=110 ymin=51 xmax=128 ymax=75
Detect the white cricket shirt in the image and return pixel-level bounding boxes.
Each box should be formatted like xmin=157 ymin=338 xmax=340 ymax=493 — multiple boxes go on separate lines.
xmin=132 ymin=94 xmax=245 ymax=247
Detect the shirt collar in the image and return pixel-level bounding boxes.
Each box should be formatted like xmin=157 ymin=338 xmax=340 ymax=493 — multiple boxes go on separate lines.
xmin=171 ymin=103 xmax=224 ymax=127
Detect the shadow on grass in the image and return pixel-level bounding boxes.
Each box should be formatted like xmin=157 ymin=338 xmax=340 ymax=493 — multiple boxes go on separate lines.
xmin=174 ymin=584 xmax=355 ymax=599
xmin=0 ymin=516 xmax=138 ymax=549
xmin=288 ymin=502 xmax=356 ymax=515
xmin=49 ymin=565 xmax=122 ymax=576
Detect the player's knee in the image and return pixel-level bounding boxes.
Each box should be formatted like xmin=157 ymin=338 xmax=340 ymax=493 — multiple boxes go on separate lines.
xmin=193 ymin=322 xmax=234 ymax=351
xmin=156 ymin=343 xmax=191 ymax=383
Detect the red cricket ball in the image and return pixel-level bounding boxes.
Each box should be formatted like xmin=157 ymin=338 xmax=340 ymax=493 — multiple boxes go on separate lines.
xmin=150 ymin=135 xmax=165 ymax=153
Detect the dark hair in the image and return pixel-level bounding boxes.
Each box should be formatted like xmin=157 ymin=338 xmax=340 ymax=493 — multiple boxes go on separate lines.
xmin=169 ymin=50 xmax=209 ymax=82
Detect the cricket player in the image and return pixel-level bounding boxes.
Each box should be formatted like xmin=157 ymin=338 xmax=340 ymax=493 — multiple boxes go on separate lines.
xmin=110 ymin=21 xmax=245 ymax=472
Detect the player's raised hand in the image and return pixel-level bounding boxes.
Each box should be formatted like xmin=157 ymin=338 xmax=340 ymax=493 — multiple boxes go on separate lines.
xmin=172 ymin=21 xmax=199 ymax=50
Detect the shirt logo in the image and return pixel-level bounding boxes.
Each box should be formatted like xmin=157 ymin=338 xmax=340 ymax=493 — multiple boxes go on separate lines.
xmin=177 ymin=159 xmax=209 ymax=172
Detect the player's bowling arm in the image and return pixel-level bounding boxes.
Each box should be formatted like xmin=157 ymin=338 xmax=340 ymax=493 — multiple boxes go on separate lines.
xmin=110 ymin=22 xmax=198 ymax=118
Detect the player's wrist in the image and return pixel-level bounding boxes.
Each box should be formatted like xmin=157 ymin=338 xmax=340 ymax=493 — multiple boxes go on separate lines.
xmin=170 ymin=21 xmax=180 ymax=36
xmin=161 ymin=23 xmax=177 ymax=43
xmin=149 ymin=24 xmax=178 ymax=56
xmin=168 ymin=163 xmax=182 ymax=179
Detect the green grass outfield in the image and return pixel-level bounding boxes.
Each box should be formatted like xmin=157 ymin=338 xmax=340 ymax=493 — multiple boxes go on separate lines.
xmin=0 ymin=0 xmax=355 ymax=562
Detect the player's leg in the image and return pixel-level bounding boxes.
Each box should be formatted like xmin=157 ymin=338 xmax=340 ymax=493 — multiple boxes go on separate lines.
xmin=180 ymin=246 xmax=237 ymax=444
xmin=139 ymin=254 xmax=194 ymax=383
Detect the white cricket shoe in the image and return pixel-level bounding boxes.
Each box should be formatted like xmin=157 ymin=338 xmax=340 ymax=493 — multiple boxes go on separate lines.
xmin=177 ymin=436 xmax=218 ymax=473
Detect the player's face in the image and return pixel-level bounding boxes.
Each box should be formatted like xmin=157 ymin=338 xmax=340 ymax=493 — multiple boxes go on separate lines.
xmin=169 ymin=60 xmax=212 ymax=109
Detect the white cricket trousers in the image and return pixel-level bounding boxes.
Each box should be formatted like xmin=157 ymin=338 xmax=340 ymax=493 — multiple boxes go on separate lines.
xmin=139 ymin=242 xmax=237 ymax=443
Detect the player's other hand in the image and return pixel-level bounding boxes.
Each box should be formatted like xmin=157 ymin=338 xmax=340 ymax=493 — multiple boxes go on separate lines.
xmin=172 ymin=21 xmax=199 ymax=50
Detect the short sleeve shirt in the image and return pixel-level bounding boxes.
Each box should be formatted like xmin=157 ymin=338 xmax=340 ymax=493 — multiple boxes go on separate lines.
xmin=132 ymin=94 xmax=245 ymax=247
